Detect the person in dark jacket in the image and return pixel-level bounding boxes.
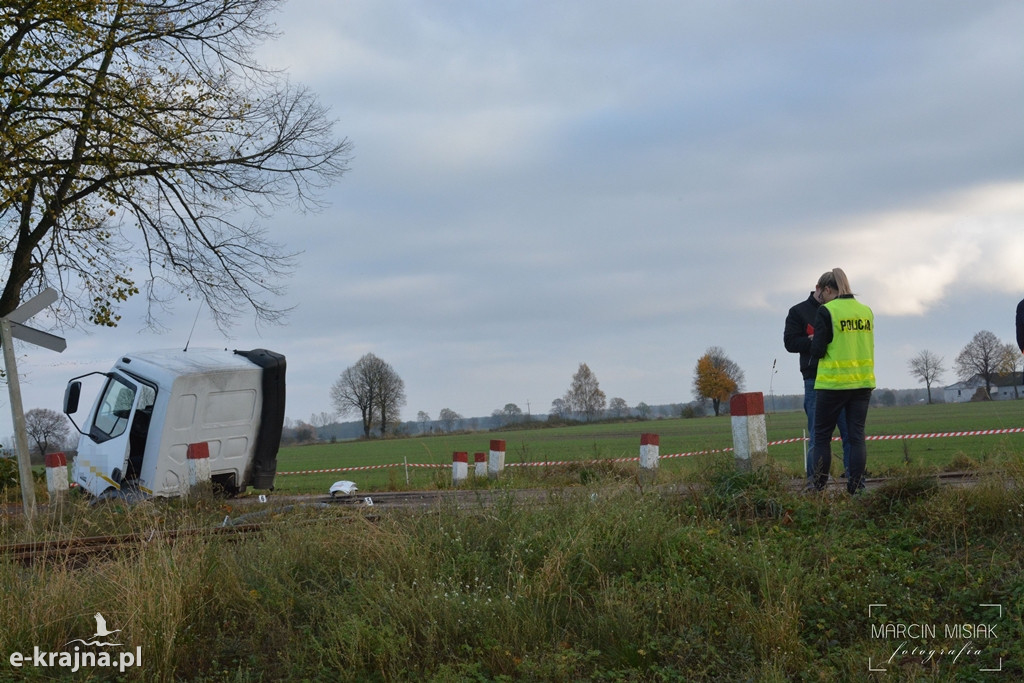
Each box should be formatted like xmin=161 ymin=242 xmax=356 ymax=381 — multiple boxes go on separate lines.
xmin=1017 ymin=298 xmax=1024 ymax=386
xmin=1017 ymin=298 xmax=1024 ymax=354
xmin=784 ymin=272 xmax=851 ymax=485
xmin=809 ymin=268 xmax=875 ymax=494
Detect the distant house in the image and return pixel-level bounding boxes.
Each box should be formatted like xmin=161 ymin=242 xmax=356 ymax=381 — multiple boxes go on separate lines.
xmin=943 ymin=373 xmax=1023 ymax=403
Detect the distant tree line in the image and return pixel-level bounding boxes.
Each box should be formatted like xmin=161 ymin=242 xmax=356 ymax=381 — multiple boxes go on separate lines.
xmin=289 ymin=332 xmax=1024 ymax=446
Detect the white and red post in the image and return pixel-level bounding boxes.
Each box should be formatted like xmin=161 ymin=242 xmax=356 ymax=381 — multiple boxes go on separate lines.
xmin=474 ymin=452 xmax=487 ymax=478
xmin=187 ymin=442 xmax=212 ymax=488
xmin=730 ymin=392 xmax=767 ymax=470
xmin=452 ymin=451 xmax=468 ymax=485
xmin=488 ymin=440 xmax=506 ymax=479
xmin=639 ymin=433 xmax=659 ymax=482
xmin=45 ymin=451 xmax=69 ymax=502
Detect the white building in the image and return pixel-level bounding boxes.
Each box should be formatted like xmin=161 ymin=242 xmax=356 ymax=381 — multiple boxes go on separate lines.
xmin=943 ymin=373 xmax=1023 ymax=403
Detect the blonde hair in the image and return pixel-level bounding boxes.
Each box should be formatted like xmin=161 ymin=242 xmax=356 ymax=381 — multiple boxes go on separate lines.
xmin=816 ymin=268 xmax=853 ymax=296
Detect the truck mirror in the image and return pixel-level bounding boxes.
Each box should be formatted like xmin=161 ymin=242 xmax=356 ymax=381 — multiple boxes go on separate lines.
xmin=64 ymin=381 xmax=82 ymax=415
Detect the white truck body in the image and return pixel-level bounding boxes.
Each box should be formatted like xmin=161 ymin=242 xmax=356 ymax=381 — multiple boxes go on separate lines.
xmin=66 ymin=348 xmax=285 ymax=497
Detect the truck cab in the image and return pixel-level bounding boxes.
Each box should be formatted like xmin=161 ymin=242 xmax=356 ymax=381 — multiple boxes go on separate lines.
xmin=65 ymin=348 xmax=285 ymax=498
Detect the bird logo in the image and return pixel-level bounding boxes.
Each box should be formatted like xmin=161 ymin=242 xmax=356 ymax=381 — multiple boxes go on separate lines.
xmin=65 ymin=612 xmax=122 ymax=647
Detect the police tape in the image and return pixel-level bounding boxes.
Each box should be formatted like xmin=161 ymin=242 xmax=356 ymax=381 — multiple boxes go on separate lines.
xmin=275 ymin=427 xmax=1024 ymax=475
xmin=862 ymin=427 xmax=1024 ymax=440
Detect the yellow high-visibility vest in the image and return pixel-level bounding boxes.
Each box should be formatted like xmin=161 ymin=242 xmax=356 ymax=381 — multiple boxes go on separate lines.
xmin=815 ymin=297 xmax=876 ymax=390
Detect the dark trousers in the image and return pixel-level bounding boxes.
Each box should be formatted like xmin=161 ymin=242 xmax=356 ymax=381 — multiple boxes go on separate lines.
xmin=803 ymin=378 xmax=852 ymax=481
xmin=812 ymin=387 xmax=872 ymax=493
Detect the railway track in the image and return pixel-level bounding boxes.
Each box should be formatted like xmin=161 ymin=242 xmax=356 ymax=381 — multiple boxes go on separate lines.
xmin=318 ymin=486 xmax=560 ymax=508
xmin=0 ymin=471 xmax=996 ymax=566
xmin=274 ymin=469 xmax=989 ymax=507
xmin=0 ymin=523 xmax=264 ymax=566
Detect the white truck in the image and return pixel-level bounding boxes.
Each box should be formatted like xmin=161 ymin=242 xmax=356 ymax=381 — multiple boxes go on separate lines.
xmin=63 ymin=348 xmax=285 ymax=498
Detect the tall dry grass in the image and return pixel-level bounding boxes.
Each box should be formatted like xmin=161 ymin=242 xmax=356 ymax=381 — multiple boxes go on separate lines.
xmin=0 ymin=455 xmax=1021 ymax=680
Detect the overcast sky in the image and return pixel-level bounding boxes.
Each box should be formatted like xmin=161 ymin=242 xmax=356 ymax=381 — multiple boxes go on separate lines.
xmin=4 ymin=0 xmax=1024 ymax=438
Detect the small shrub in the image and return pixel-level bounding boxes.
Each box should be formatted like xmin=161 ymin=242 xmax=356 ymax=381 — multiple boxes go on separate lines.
xmin=946 ymin=451 xmax=977 ymax=471
xmin=861 ymin=471 xmax=940 ymax=514
xmin=0 ymin=457 xmax=18 ymax=490
xmin=680 ymin=404 xmax=703 ymax=419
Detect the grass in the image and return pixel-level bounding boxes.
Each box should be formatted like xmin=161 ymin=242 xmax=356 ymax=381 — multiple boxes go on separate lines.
xmin=1 ymin=456 xmax=1022 ymax=681
xmin=1 ymin=401 xmax=1022 ymax=680
xmin=268 ymin=401 xmax=1024 ymax=494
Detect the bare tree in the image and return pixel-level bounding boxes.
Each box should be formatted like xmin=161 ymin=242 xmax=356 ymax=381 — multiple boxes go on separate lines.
xmin=504 ymin=403 xmax=523 ymax=423
xmin=549 ymin=398 xmax=569 ymax=420
xmin=310 ymin=412 xmax=334 ymax=429
xmin=563 ymin=363 xmax=606 ymax=422
xmin=907 ymin=350 xmax=945 ymax=404
xmin=608 ymin=397 xmax=629 ymax=418
xmin=438 ymin=408 xmax=461 ymax=433
xmin=331 ymin=363 xmax=376 ymax=438
xmin=999 ymin=343 xmax=1021 ymax=399
xmin=491 ymin=403 xmax=523 ymax=426
xmin=293 ymin=421 xmax=317 ymax=443
xmin=24 ymin=408 xmax=71 ymax=457
xmin=636 ymin=401 xmax=651 ymax=420
xmin=0 ymin=0 xmax=351 ymax=329
xmin=417 ymin=411 xmax=431 ymax=433
xmin=954 ymin=331 xmax=1005 ymax=399
xmin=375 ymin=362 xmax=407 ymax=438
xmin=330 ymin=353 xmax=405 ymax=438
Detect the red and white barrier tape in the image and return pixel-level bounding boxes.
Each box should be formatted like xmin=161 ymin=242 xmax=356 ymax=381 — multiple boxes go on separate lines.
xmin=276 ymin=427 xmax=1024 ymax=475
xmin=862 ymin=427 xmax=1024 ymax=440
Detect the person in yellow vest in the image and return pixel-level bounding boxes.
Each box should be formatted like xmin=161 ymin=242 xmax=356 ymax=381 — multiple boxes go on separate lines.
xmin=809 ymin=268 xmax=875 ymax=493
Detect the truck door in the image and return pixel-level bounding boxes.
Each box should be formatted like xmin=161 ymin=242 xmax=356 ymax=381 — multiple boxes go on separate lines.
xmin=72 ymin=374 xmax=144 ymax=496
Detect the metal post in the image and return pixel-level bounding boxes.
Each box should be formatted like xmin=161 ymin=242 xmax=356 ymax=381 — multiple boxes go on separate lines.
xmin=0 ymin=318 xmax=36 ymax=520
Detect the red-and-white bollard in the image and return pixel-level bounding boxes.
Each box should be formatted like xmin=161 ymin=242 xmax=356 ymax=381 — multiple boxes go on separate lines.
xmin=452 ymin=451 xmax=468 ymax=485
xmin=488 ymin=440 xmax=506 ymax=479
xmin=730 ymin=392 xmax=767 ymax=470
xmin=45 ymin=452 xmax=69 ymax=502
xmin=474 ymin=452 xmax=486 ymax=478
xmin=639 ymin=433 xmax=659 ymax=483
xmin=187 ymin=442 xmax=212 ymax=488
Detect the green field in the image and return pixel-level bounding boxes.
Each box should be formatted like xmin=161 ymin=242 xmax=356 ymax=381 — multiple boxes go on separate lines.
xmin=270 ymin=401 xmax=1024 ymax=495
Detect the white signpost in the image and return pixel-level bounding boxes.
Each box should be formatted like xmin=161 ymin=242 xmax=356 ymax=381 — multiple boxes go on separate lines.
xmin=0 ymin=288 xmax=66 ymax=519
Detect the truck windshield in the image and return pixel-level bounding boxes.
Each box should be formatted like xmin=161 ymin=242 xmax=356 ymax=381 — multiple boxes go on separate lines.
xmin=90 ymin=375 xmax=138 ymax=442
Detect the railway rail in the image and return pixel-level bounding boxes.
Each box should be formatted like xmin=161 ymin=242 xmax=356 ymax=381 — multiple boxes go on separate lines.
xmin=0 ymin=523 xmax=264 ymax=566
xmin=0 ymin=471 xmax=996 ymax=566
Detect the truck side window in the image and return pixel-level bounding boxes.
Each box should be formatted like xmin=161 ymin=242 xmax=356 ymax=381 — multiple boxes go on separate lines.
xmin=91 ymin=376 xmax=137 ymax=442
xmin=138 ymin=384 xmax=157 ymax=411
